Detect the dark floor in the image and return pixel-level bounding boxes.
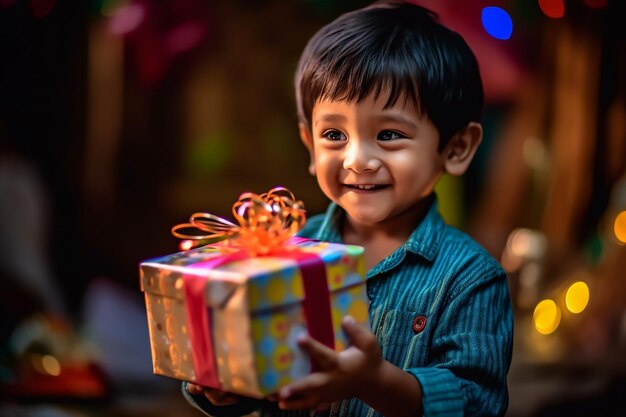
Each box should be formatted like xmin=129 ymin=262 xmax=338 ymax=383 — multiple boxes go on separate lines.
xmin=3 ymin=369 xmax=625 ymax=417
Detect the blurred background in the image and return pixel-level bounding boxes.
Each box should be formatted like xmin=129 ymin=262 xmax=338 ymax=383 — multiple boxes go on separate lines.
xmin=0 ymin=0 xmax=624 ymax=416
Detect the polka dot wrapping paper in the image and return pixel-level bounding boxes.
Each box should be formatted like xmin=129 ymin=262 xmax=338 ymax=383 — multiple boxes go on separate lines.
xmin=139 ymin=239 xmax=368 ymax=398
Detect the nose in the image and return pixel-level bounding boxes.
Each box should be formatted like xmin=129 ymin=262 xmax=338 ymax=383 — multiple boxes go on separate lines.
xmin=342 ymin=139 xmax=381 ymax=173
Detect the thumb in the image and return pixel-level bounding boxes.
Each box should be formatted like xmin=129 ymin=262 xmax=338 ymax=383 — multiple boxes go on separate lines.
xmin=341 ymin=315 xmax=373 ymax=349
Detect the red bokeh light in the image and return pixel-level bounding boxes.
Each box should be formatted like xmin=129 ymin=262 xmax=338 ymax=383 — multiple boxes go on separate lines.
xmin=583 ymin=0 xmax=608 ymax=8
xmin=538 ymin=0 xmax=565 ymax=19
xmin=30 ymin=0 xmax=57 ymax=19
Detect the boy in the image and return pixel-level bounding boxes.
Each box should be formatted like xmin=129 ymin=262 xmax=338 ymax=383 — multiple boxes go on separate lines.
xmin=184 ymin=1 xmax=513 ymax=416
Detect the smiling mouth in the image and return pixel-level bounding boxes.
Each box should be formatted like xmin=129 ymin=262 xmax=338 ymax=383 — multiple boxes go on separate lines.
xmin=345 ymin=184 xmax=390 ymax=191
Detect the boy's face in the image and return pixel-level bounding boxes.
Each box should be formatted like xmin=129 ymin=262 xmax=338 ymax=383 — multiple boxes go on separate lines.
xmin=301 ymin=93 xmax=446 ymax=228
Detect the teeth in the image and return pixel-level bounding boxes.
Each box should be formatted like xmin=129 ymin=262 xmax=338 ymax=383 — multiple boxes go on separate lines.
xmin=354 ymin=184 xmax=376 ymax=190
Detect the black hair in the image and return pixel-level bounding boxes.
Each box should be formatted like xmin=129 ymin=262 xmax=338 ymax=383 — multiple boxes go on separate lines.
xmin=295 ymin=1 xmax=484 ymax=150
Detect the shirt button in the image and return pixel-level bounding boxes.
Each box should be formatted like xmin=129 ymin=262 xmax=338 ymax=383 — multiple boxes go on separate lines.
xmin=412 ymin=315 xmax=427 ymax=334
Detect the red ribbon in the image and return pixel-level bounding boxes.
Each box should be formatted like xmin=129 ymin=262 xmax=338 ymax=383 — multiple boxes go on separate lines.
xmin=289 ymin=251 xmax=334 ymax=371
xmin=182 ymin=240 xmax=334 ymax=388
xmin=288 ymin=238 xmax=335 ymax=369
xmin=183 ymin=274 xmax=220 ymax=388
xmin=183 ymin=251 xmax=249 ymax=389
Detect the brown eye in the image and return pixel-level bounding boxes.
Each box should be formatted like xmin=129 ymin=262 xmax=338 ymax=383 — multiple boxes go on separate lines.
xmin=323 ymin=130 xmax=347 ymax=141
xmin=377 ymin=130 xmax=404 ymax=141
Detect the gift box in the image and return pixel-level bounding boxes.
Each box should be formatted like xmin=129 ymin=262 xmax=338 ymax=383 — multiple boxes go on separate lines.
xmin=139 ymin=188 xmax=369 ymax=398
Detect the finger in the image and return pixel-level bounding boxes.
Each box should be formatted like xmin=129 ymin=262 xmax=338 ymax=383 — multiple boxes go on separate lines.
xmin=187 ymin=383 xmax=204 ymax=395
xmin=220 ymin=394 xmax=241 ymax=405
xmin=279 ymin=395 xmax=319 ymax=411
xmin=279 ymin=372 xmax=327 ymax=401
xmin=205 ymin=390 xmax=240 ymax=406
xmin=209 ymin=389 xmax=228 ymax=400
xmin=278 ymin=388 xmax=322 ymax=411
xmin=298 ymin=333 xmax=338 ymax=370
xmin=341 ymin=315 xmax=374 ymax=350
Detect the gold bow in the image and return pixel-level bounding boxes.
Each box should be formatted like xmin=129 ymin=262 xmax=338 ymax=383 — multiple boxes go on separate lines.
xmin=171 ymin=187 xmax=306 ymax=255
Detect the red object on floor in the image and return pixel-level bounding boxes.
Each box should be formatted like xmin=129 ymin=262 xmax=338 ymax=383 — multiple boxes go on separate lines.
xmin=2 ymin=362 xmax=109 ymax=402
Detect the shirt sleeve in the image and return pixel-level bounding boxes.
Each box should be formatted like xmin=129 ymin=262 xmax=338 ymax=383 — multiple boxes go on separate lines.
xmin=181 ymin=382 xmax=262 ymax=417
xmin=405 ymin=268 xmax=513 ymax=417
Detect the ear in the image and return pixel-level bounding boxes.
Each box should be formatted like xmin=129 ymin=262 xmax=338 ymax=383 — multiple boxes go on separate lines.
xmin=299 ymin=122 xmax=316 ymax=176
xmin=442 ymin=122 xmax=482 ymax=176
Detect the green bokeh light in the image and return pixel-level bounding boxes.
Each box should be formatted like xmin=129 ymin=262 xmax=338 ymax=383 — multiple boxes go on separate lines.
xmin=185 ymin=132 xmax=234 ymax=179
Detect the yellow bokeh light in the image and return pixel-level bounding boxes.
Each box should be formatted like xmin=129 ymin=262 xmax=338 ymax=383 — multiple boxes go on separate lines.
xmin=565 ymin=281 xmax=589 ymax=314
xmin=41 ymin=355 xmax=61 ymax=376
xmin=533 ymin=299 xmax=561 ymax=335
xmin=615 ymin=211 xmax=626 ymax=243
xmin=180 ymin=240 xmax=194 ymax=251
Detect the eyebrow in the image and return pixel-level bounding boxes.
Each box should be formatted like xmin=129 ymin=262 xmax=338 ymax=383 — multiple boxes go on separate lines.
xmin=313 ymin=113 xmax=418 ymax=130
xmin=313 ymin=113 xmax=347 ymax=128
xmin=375 ymin=114 xmax=418 ymax=129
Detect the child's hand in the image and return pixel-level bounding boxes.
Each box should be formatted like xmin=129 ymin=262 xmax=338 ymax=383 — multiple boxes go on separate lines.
xmin=187 ymin=383 xmax=241 ymax=406
xmin=277 ymin=316 xmax=383 ymax=411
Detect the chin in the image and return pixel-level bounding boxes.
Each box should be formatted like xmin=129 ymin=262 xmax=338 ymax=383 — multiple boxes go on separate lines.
xmin=344 ymin=210 xmax=388 ymax=226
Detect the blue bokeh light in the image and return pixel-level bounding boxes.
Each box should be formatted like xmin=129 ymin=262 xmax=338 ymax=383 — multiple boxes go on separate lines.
xmin=481 ymin=6 xmax=513 ymax=40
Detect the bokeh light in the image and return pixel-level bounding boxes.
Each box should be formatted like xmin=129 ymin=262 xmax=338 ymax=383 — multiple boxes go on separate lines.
xmin=583 ymin=0 xmax=608 ymax=8
xmin=481 ymin=7 xmax=513 ymax=40
xmin=614 ymin=211 xmax=626 ymax=243
xmin=165 ymin=22 xmax=206 ymax=54
xmin=502 ymin=228 xmax=548 ymax=273
xmin=508 ymin=228 xmax=547 ymax=259
xmin=522 ymin=137 xmax=547 ymax=170
xmin=180 ymin=239 xmax=194 ymax=251
xmin=565 ymin=281 xmax=590 ymax=314
xmin=30 ymin=0 xmax=57 ymax=19
xmin=29 ymin=353 xmax=61 ymax=376
xmin=510 ymin=228 xmax=532 ymax=258
xmin=108 ymin=3 xmax=145 ymax=35
xmin=41 ymin=354 xmax=61 ymax=376
xmin=534 ymin=299 xmax=561 ymax=335
xmin=99 ymin=0 xmax=129 ymax=17
xmin=538 ymin=0 xmax=565 ymax=19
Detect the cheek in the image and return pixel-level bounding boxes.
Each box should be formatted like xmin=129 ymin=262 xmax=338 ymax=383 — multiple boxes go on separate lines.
xmin=312 ymin=152 xmax=337 ymax=176
xmin=387 ymin=151 xmax=440 ymax=180
xmin=386 ymin=153 xmax=419 ymax=178
xmin=313 ymin=153 xmax=341 ymax=197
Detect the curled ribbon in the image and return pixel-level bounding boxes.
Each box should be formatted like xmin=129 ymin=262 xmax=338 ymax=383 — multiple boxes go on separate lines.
xmin=171 ymin=186 xmax=306 ymax=255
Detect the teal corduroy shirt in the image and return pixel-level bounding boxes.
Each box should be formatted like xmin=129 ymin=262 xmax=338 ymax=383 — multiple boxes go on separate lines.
xmin=184 ymin=195 xmax=513 ymax=417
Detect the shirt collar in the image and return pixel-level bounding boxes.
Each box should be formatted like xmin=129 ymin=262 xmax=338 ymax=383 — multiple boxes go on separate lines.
xmin=402 ymin=194 xmax=445 ymax=262
xmin=310 ymin=194 xmax=445 ymax=262
xmin=312 ymin=202 xmax=344 ymax=243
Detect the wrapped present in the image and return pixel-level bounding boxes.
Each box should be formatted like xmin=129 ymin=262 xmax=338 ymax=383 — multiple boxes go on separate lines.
xmin=139 ymin=187 xmax=368 ymax=398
